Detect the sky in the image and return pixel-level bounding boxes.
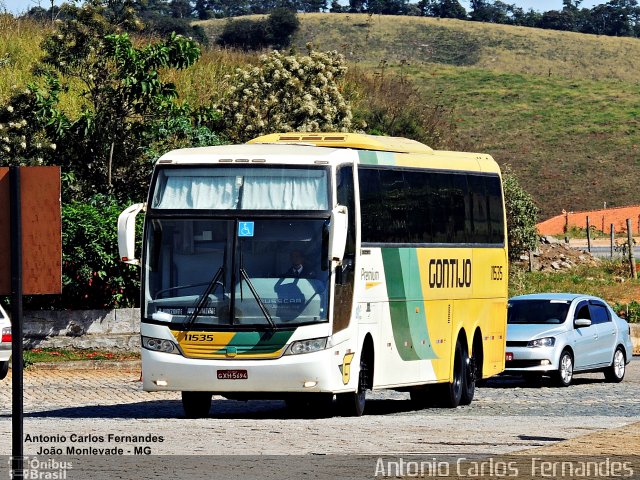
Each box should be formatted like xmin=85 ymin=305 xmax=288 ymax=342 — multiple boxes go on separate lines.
xmin=0 ymin=0 xmax=606 ymax=16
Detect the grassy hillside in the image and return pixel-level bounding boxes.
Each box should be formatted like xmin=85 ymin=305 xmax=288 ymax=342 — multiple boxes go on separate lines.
xmin=4 ymin=13 xmax=640 ymax=219
xmin=199 ymin=14 xmax=640 ymax=219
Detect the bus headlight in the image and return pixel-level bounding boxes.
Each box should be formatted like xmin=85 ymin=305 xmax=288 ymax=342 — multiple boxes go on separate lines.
xmin=285 ymin=337 xmax=328 ymax=355
xmin=142 ymin=336 xmax=180 ymax=354
xmin=527 ymin=337 xmax=555 ymax=348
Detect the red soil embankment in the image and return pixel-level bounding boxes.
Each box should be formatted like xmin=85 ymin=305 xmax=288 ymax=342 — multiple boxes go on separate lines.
xmin=537 ymin=205 xmax=640 ymax=236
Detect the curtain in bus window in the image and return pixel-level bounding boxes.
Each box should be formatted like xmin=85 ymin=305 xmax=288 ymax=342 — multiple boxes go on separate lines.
xmin=156 ymin=176 xmax=239 ymax=209
xmin=241 ymin=175 xmax=327 ymax=210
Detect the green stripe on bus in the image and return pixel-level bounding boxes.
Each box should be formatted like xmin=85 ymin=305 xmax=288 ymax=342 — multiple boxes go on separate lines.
xmin=382 ymin=248 xmax=436 ymax=361
xmin=358 ymin=150 xmax=396 ymax=166
xmin=221 ymin=330 xmax=295 ymax=354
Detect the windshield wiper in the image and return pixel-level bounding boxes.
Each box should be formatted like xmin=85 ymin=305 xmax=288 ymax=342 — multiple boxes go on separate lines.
xmin=239 ymin=268 xmax=277 ymax=330
xmin=185 ymin=266 xmax=224 ymax=327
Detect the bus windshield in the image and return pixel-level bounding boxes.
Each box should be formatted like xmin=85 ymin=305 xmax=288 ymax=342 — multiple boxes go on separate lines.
xmin=144 ymin=218 xmax=330 ymax=328
xmin=151 ymin=166 xmax=329 ymax=210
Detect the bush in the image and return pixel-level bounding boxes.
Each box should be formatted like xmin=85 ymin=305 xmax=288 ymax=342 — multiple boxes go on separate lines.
xmin=613 ymin=301 xmax=640 ymax=323
xmin=217 ymin=18 xmax=270 ymax=51
xmin=24 ymin=195 xmax=141 ymax=310
xmin=215 ymin=46 xmax=352 ymax=142
xmin=267 ymin=8 xmax=300 ymax=49
xmin=216 ymin=9 xmax=300 ymax=51
xmin=348 ymin=66 xmax=458 ymax=149
xmin=60 ymin=195 xmax=141 ymax=309
xmin=503 ymin=167 xmax=539 ymax=260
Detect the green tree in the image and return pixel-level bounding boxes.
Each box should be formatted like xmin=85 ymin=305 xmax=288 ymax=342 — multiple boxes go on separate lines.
xmin=329 ymin=0 xmax=344 ymax=12
xmin=503 ymin=168 xmax=539 ymax=260
xmin=217 ymin=8 xmax=299 ymax=50
xmin=421 ymin=0 xmax=467 ymax=18
xmin=267 ymin=8 xmax=300 ymax=49
xmin=37 ymin=2 xmax=201 ymax=199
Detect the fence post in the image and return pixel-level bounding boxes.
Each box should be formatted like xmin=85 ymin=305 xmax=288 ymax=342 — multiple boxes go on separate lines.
xmin=627 ymin=218 xmax=637 ymax=279
xmin=610 ymin=223 xmax=614 ymax=258
xmin=586 ymin=215 xmax=591 ymax=253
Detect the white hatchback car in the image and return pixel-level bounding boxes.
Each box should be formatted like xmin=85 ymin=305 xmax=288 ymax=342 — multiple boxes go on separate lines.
xmin=506 ymin=293 xmax=633 ymax=386
xmin=0 ymin=303 xmax=10 ymax=380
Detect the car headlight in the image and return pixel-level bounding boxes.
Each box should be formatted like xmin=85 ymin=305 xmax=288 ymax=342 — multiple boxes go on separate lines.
xmin=142 ymin=336 xmax=180 ymax=354
xmin=527 ymin=337 xmax=555 ymax=348
xmin=285 ymin=337 xmax=328 ymax=355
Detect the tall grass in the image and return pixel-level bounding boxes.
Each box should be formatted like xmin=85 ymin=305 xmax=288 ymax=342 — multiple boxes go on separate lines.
xmin=0 ymin=15 xmax=50 ymax=102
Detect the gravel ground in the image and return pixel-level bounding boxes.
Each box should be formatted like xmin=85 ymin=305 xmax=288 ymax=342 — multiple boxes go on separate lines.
xmin=0 ymin=358 xmax=638 ymax=478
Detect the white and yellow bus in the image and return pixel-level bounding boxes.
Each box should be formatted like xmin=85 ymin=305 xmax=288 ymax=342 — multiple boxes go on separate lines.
xmin=118 ymin=133 xmax=508 ymax=418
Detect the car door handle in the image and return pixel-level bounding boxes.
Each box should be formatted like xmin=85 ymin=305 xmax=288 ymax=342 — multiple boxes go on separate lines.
xmin=593 ymin=334 xmax=598 ymax=339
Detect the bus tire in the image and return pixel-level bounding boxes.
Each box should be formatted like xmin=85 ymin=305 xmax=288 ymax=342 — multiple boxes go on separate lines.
xmin=435 ymin=340 xmax=464 ymax=408
xmin=0 ymin=361 xmax=8 ymax=380
xmin=182 ymin=391 xmax=212 ymax=419
xmin=336 ymin=356 xmax=368 ymax=417
xmin=460 ymin=347 xmax=475 ymax=406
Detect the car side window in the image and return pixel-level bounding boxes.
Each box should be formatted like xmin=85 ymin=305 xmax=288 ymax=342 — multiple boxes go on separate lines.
xmin=574 ymin=301 xmax=591 ymax=321
xmin=589 ymin=303 xmax=611 ymax=325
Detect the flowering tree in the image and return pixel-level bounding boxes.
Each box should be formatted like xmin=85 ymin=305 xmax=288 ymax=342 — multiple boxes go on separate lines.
xmin=0 ymin=78 xmax=61 ymax=166
xmin=215 ymin=46 xmax=353 ymax=143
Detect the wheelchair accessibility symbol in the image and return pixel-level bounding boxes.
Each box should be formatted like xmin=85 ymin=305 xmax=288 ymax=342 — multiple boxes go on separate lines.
xmin=238 ymin=221 xmax=254 ymax=237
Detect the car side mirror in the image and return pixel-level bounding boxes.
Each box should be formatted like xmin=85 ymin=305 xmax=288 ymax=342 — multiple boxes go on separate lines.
xmin=574 ymin=318 xmax=592 ymax=328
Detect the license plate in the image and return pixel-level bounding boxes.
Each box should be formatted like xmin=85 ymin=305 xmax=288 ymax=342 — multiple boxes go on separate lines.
xmin=505 ymin=352 xmax=513 ymax=362
xmin=217 ymin=369 xmax=248 ymax=380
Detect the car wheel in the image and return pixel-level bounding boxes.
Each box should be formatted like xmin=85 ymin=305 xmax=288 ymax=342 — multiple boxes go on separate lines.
xmin=182 ymin=391 xmax=212 ymax=418
xmin=604 ymin=347 xmax=626 ymax=383
xmin=0 ymin=361 xmax=8 ymax=380
xmin=554 ymin=351 xmax=573 ymax=387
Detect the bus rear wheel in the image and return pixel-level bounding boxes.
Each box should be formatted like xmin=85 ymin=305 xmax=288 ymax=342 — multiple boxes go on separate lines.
xmin=434 ymin=340 xmax=464 ymax=408
xmin=336 ymin=357 xmax=368 ymax=417
xmin=182 ymin=391 xmax=212 ymax=418
xmin=460 ymin=348 xmax=475 ymax=406
xmin=0 ymin=361 xmax=8 ymax=380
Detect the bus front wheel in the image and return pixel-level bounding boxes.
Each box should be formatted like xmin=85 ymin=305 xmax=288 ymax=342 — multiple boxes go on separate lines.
xmin=182 ymin=391 xmax=212 ymax=418
xmin=0 ymin=361 xmax=8 ymax=380
xmin=336 ymin=356 xmax=368 ymax=417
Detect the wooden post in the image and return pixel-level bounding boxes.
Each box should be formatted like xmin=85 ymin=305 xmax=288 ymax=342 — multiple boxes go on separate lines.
xmin=586 ymin=215 xmax=591 ymax=252
xmin=10 ymin=167 xmax=24 ymax=480
xmin=627 ymin=218 xmax=637 ymax=278
xmin=610 ymin=223 xmax=614 ymax=258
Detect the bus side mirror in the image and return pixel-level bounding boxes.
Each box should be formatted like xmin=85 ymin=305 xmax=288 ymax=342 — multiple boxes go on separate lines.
xmin=329 ymin=205 xmax=348 ymax=265
xmin=117 ymin=203 xmax=146 ymax=266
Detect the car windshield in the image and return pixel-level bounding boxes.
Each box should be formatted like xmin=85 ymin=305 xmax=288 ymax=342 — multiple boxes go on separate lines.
xmin=507 ymin=299 xmax=571 ymax=325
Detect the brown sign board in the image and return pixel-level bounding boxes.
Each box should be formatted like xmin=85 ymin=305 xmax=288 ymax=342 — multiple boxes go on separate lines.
xmin=0 ymin=166 xmax=62 ymax=295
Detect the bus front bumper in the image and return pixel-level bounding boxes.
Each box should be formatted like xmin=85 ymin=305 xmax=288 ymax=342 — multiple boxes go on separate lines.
xmin=142 ymin=348 xmax=348 ymax=394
